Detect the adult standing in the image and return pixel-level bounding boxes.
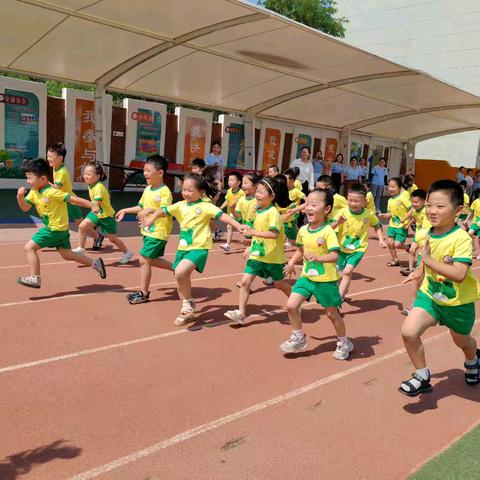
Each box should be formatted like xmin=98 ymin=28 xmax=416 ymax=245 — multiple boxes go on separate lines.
xmin=473 ymin=171 xmax=480 ymax=201
xmin=206 ymin=141 xmax=225 ymax=187
xmin=466 ymin=168 xmax=474 ymax=196
xmin=344 ymin=156 xmax=361 ymax=196
xmin=370 ymin=157 xmax=388 ymax=213
xmin=331 ymin=153 xmax=345 ymax=194
xmin=290 ymin=146 xmax=315 ymax=195
xmin=358 ymin=157 xmax=368 ymax=181
xmin=456 ymin=166 xmax=466 ymax=183
xmin=312 ymin=149 xmax=324 ymax=182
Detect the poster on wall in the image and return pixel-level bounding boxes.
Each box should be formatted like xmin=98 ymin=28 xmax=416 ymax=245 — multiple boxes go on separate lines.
xmin=350 ymin=141 xmax=363 ymax=160
xmin=368 ymin=144 xmax=384 ymax=169
xmin=176 ymin=107 xmax=212 ymax=169
xmin=63 ymin=89 xmax=112 ymax=188
xmin=123 ymin=99 xmax=166 ymax=165
xmin=0 ymin=77 xmax=46 ymax=186
xmin=292 ymin=125 xmax=319 ymax=161
xmin=219 ymin=115 xmax=245 ymax=169
xmin=259 ymin=121 xmax=285 ymax=171
xmin=324 ymin=137 xmax=338 ymax=163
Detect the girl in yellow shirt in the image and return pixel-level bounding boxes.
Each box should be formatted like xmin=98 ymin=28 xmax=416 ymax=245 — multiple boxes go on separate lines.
xmin=220 ymin=171 xmax=245 ymax=251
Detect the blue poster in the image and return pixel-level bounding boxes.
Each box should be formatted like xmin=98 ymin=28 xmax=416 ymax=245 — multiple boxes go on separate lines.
xmin=3 ymin=89 xmax=40 ymax=178
xmin=295 ymin=134 xmax=312 ymax=158
xmin=226 ymin=123 xmax=245 ymax=168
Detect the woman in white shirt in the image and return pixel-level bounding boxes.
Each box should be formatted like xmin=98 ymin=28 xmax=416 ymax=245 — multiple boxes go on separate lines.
xmin=290 ymin=146 xmax=314 ymax=194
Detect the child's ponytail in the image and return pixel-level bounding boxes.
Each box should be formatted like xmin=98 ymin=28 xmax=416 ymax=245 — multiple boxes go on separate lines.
xmin=261 ymin=176 xmax=291 ymax=208
xmin=87 ymin=162 xmax=107 ymax=182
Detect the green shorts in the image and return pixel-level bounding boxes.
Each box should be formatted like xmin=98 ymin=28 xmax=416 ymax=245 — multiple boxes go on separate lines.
xmin=413 ymin=290 xmax=475 ymax=335
xmin=284 ymin=222 xmax=297 ymax=241
xmin=244 ymin=259 xmax=285 ymax=281
xmin=86 ymin=212 xmax=117 ymax=235
xmin=469 ymin=222 xmax=480 ymax=236
xmin=292 ymin=277 xmax=342 ymax=308
xmin=173 ymin=249 xmax=208 ymax=273
xmin=67 ymin=202 xmax=83 ymax=221
xmin=337 ymin=250 xmax=364 ymax=271
xmin=459 ymin=213 xmax=468 ymax=221
xmin=140 ymin=236 xmax=167 ymax=259
xmin=387 ymin=226 xmax=408 ymax=243
xmin=32 ymin=227 xmax=71 ymax=250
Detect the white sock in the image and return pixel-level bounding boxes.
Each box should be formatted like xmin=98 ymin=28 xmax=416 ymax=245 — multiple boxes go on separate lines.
xmin=293 ymin=329 xmax=305 ymax=339
xmin=465 ymin=357 xmax=478 ymax=366
xmin=415 ymin=367 xmax=430 ymax=380
xmin=401 ymin=367 xmax=430 ymax=392
xmin=338 ymin=336 xmax=348 ymax=344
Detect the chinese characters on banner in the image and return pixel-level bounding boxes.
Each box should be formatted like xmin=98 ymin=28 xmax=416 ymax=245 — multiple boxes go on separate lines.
xmin=262 ymin=128 xmax=281 ymax=170
xmin=183 ymin=117 xmax=207 ymax=169
xmin=324 ymin=137 xmax=338 ymax=163
xmin=134 ymin=108 xmax=162 ymax=161
xmin=3 ymin=89 xmax=40 ymax=178
xmin=74 ymin=99 xmax=96 ymax=181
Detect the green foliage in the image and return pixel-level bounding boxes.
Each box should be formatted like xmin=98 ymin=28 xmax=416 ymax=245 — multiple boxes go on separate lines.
xmin=0 ymin=149 xmax=11 ymax=161
xmin=260 ymin=0 xmax=348 ymax=37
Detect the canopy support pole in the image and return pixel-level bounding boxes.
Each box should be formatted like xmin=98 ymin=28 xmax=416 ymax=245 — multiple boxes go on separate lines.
xmin=406 ymin=142 xmax=416 ymax=174
xmin=94 ymin=85 xmax=107 ymax=165
xmin=244 ymin=112 xmax=256 ymax=171
xmin=339 ymin=128 xmax=351 ymax=163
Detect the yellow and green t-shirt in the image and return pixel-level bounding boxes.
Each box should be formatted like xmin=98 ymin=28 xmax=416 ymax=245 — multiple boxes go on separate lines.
xmin=25 ymin=185 xmax=70 ymax=231
xmin=462 ymin=193 xmax=470 ymax=215
xmin=249 ymin=205 xmax=285 ymax=264
xmin=138 ymin=185 xmax=173 ymax=241
xmin=225 ymin=187 xmax=245 ymax=215
xmin=407 ymin=184 xmax=418 ymax=196
xmin=331 ymin=193 xmax=348 ymax=218
xmin=414 ymin=214 xmax=432 ymax=248
xmin=294 ymin=179 xmax=303 ymax=191
xmin=296 ymin=223 xmax=340 ymax=282
xmin=162 ymin=199 xmax=222 ymax=250
xmin=334 ymin=207 xmax=380 ymax=253
xmin=289 ymin=187 xmax=305 ymax=207
xmin=88 ymin=182 xmax=115 ymax=219
xmin=388 ymin=193 xmax=412 ymax=229
xmin=53 ymin=165 xmax=74 ymax=195
xmin=235 ymin=195 xmax=257 ymax=228
xmin=365 ymin=191 xmax=375 ymax=212
xmin=420 ymin=226 xmax=479 ymax=306
xmin=413 ymin=206 xmax=427 ymax=228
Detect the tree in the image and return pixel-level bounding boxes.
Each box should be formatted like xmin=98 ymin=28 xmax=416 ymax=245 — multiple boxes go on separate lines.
xmin=259 ymin=0 xmax=348 ymax=38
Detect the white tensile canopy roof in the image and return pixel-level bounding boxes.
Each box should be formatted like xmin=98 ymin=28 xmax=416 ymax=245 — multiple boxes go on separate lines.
xmin=2 ymin=0 xmax=480 ymax=143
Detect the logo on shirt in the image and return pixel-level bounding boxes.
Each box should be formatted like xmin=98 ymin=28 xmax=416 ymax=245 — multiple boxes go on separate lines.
xmin=363 ymin=218 xmax=369 ymax=224
xmin=443 ymin=255 xmax=453 ymax=264
xmin=155 ymin=195 xmax=161 ymax=202
xmin=195 ymin=207 xmax=203 ymax=215
xmin=317 ymin=238 xmax=325 ymax=246
xmin=44 ymin=197 xmax=50 ymax=204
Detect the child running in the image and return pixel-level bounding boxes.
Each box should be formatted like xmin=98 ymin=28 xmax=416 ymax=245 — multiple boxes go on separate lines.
xmin=280 ymin=168 xmax=305 ymax=247
xmin=224 ymin=176 xmax=292 ymax=325
xmin=400 ymin=180 xmax=479 ymax=396
xmin=16 ymin=158 xmax=106 ymax=288
xmin=74 ymin=163 xmax=133 ymax=264
xmin=220 ymin=171 xmax=245 ymax=251
xmin=464 ymin=187 xmax=480 ymax=258
xmin=458 ymin=180 xmax=470 ymax=226
xmin=331 ymin=183 xmax=386 ymax=300
xmin=364 ymin=181 xmax=375 ymax=213
xmin=379 ymin=177 xmax=411 ymax=267
xmin=280 ymin=188 xmax=354 ymax=359
xmin=404 ymin=174 xmax=418 ymax=197
xmin=116 ymin=155 xmax=173 ymax=304
xmin=142 ymin=171 xmax=244 ymax=325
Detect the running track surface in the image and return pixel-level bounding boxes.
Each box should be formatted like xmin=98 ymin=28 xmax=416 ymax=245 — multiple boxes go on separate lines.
xmin=0 ymin=225 xmax=479 ymax=480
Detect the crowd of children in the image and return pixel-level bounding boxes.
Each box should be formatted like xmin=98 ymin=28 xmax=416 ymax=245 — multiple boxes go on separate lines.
xmin=15 ymin=145 xmax=480 ymax=397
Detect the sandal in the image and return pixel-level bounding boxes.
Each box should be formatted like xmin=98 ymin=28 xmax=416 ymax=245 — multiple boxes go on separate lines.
xmin=400 ymin=268 xmax=411 ymax=276
xmin=126 ymin=291 xmax=150 ymax=304
xmin=398 ymin=372 xmax=432 ymax=397
xmin=464 ymin=350 xmax=480 ymax=386
xmin=174 ymin=299 xmax=195 ymax=326
xmin=387 ymin=259 xmax=400 ymax=267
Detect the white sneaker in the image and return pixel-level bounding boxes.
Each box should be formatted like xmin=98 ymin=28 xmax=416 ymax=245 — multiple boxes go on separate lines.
xmin=220 ymin=243 xmax=230 ymax=251
xmin=263 ymin=277 xmax=274 ymax=285
xmin=119 ymin=250 xmax=134 ymax=264
xmin=285 ymin=240 xmax=292 ymax=248
xmin=280 ymin=333 xmax=307 ymax=353
xmin=72 ymin=247 xmax=86 ymax=255
xmin=16 ymin=275 xmax=41 ymax=288
xmin=224 ymin=309 xmax=246 ymax=325
xmin=332 ymin=338 xmax=354 ymax=360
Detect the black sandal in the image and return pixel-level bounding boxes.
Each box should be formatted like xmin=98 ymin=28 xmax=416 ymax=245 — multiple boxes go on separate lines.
xmin=398 ymin=372 xmax=432 ymax=397
xmin=126 ymin=291 xmax=150 ymax=305
xmin=464 ymin=350 xmax=480 ymax=386
xmin=387 ymin=259 xmax=400 ymax=267
xmin=400 ymin=267 xmax=411 ymax=276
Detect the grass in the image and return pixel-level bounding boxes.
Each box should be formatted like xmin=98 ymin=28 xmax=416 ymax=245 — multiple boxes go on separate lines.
xmin=410 ymin=424 xmax=480 ymax=479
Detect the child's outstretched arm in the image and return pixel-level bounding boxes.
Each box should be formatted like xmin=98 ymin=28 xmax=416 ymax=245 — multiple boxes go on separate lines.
xmin=421 ymin=237 xmax=469 ymax=283
xmin=284 ymin=248 xmax=303 ymax=277
xmin=287 ymin=204 xmax=305 ymax=217
xmin=16 ymin=187 xmax=31 ymax=212
xmin=304 ymin=250 xmax=338 ymax=264
xmin=243 ymin=226 xmax=278 ymax=239
xmin=139 ymin=208 xmax=166 ymax=228
xmin=116 ymin=206 xmax=142 ymax=222
xmin=68 ymin=195 xmax=99 ymax=214
xmin=329 ymin=214 xmax=346 ymax=230
xmin=218 ymin=213 xmax=244 ymax=232
xmin=378 ymin=212 xmax=391 ymax=219
xmin=374 ymin=224 xmax=387 ymax=248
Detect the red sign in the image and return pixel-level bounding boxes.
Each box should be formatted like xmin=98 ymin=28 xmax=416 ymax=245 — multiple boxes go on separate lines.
xmin=0 ymin=93 xmax=29 ymax=105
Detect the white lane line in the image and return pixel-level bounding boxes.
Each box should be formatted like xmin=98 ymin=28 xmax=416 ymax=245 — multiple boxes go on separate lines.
xmin=69 ymin=327 xmax=457 ymax=480
xmin=0 ymin=279 xmax=413 ymax=374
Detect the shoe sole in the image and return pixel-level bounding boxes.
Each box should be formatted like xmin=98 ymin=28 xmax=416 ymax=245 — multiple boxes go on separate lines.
xmin=95 ymin=258 xmax=107 ymax=279
xmin=224 ymin=312 xmax=245 ymax=325
xmin=280 ymin=343 xmax=307 ymax=353
xmin=16 ymin=279 xmax=40 ymax=289
xmin=398 ymin=385 xmax=433 ymax=397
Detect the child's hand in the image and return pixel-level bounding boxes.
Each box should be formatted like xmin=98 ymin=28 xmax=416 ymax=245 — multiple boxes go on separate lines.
xmin=286 ymin=208 xmax=297 ymax=216
xmin=463 ymin=221 xmax=470 ymax=229
xmin=115 ymin=210 xmax=125 ymax=222
xmin=304 ymin=253 xmax=318 ymax=263
xmin=283 ymin=262 xmax=296 ymax=278
xmin=421 ymin=236 xmax=431 ymax=261
xmin=379 ymin=239 xmax=387 ymax=249
xmin=336 ymin=215 xmax=346 ymax=225
xmin=242 ymin=226 xmax=253 ymax=237
xmin=17 ymin=187 xmax=27 ymax=197
xmin=136 ymin=209 xmax=149 ymax=221
xmin=402 ymin=268 xmax=423 ymax=285
xmin=378 ymin=213 xmax=387 ymax=219
xmin=281 ymin=213 xmax=290 ymax=222
xmin=91 ymin=204 xmax=100 ymax=214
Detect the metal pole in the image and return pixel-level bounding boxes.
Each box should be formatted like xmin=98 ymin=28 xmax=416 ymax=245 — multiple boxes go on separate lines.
xmin=94 ymin=85 xmax=106 ymax=164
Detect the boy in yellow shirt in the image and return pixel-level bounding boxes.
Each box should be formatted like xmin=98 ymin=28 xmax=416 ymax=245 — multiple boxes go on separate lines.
xmin=281 ymin=168 xmax=306 ymax=247
xmin=220 ymin=171 xmax=245 ymax=251
xmin=116 ymin=155 xmax=174 ymax=304
xmin=401 ymin=180 xmax=479 ymax=396
xmin=463 ymin=185 xmax=480 ymax=258
xmin=331 ymin=183 xmax=386 ymax=300
xmin=16 ymin=158 xmax=106 ymax=288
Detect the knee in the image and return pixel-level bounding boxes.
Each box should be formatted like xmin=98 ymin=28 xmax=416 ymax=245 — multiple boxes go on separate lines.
xmin=24 ymin=243 xmax=35 ymax=253
xmin=387 ymin=238 xmax=394 ymax=247
xmin=401 ymin=324 xmax=419 ymax=343
xmin=394 ymin=241 xmax=402 ymax=249
xmin=286 ymin=299 xmax=299 ymax=314
xmin=240 ymin=276 xmax=251 ymax=289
